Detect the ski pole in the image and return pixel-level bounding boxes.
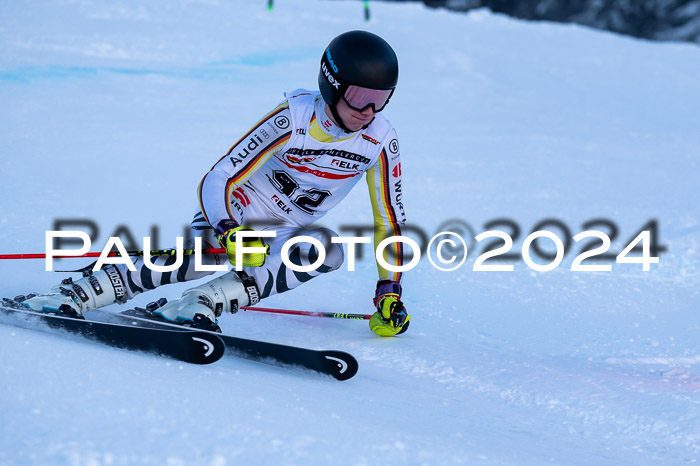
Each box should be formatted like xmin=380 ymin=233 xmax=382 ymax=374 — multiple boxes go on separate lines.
xmin=0 ymin=248 xmax=226 ymax=260
xmin=241 ymin=305 xmax=372 ymax=320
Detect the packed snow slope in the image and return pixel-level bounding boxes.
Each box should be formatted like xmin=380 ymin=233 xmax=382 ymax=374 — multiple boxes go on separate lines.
xmin=1 ymin=1 xmax=699 ymax=464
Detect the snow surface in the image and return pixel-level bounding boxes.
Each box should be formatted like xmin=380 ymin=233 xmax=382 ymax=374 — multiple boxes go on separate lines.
xmin=1 ymin=1 xmax=700 ymax=464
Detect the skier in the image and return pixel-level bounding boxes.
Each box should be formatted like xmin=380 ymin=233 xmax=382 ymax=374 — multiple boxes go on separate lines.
xmin=22 ymin=30 xmax=410 ymax=337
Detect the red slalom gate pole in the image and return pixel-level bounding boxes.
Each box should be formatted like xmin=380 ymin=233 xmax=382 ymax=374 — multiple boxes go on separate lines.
xmin=0 ymin=248 xmax=226 ymax=260
xmin=241 ymin=306 xmax=372 ymax=320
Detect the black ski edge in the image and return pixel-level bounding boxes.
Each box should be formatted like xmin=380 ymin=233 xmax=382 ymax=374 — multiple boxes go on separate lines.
xmin=112 ymin=307 xmax=359 ymax=380
xmin=0 ymin=300 xmax=225 ymax=365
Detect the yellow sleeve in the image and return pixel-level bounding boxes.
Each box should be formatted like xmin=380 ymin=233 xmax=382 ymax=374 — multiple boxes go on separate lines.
xmin=366 ymin=140 xmax=407 ymax=283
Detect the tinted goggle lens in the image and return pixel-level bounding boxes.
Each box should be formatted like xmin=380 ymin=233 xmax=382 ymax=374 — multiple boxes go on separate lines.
xmin=342 ymin=86 xmax=394 ymax=112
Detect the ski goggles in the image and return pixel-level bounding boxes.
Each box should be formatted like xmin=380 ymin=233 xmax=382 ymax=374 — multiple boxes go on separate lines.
xmin=342 ymin=85 xmax=394 ymax=113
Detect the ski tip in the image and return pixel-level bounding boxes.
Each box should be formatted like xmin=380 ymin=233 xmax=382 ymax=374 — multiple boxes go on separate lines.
xmin=183 ymin=331 xmax=226 ymax=365
xmin=322 ymin=351 xmax=359 ymax=381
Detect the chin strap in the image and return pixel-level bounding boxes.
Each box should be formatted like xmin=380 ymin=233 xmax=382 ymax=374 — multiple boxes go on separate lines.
xmin=329 ymin=104 xmax=351 ymax=133
xmin=329 ymin=103 xmax=375 ymax=133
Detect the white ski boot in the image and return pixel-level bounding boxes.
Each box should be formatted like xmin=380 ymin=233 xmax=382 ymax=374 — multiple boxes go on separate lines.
xmin=153 ymin=271 xmax=259 ymax=331
xmin=19 ymin=265 xmax=127 ymax=318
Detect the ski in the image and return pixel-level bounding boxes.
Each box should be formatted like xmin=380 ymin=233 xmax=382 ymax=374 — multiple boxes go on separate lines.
xmin=0 ymin=299 xmax=225 ymax=365
xmin=110 ymin=301 xmax=358 ymax=381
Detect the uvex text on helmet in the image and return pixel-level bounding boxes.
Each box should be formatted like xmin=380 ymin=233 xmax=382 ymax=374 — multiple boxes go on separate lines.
xmin=318 ymin=30 xmax=399 ymax=107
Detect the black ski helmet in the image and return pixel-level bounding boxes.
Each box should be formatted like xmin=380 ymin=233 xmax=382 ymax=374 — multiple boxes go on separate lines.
xmin=318 ymin=30 xmax=399 ymax=109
